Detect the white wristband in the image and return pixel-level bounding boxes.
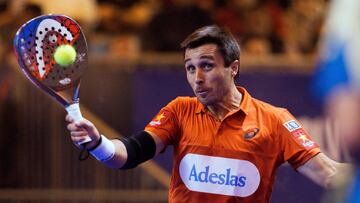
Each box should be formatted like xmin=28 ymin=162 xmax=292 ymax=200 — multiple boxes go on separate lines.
xmin=89 ymin=135 xmax=115 ymax=162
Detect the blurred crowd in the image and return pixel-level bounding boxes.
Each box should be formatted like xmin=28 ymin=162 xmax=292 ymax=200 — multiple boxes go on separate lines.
xmin=0 ymin=0 xmax=330 ymax=126
xmin=0 ymin=0 xmax=329 ymax=60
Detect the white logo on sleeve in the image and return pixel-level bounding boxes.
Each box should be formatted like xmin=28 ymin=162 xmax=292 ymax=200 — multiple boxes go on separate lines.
xmin=179 ymin=154 xmax=261 ymax=197
xmin=283 ymin=120 xmax=301 ymax=132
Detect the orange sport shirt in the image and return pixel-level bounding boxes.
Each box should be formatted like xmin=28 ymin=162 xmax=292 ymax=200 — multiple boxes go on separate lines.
xmin=145 ymin=87 xmax=320 ymax=203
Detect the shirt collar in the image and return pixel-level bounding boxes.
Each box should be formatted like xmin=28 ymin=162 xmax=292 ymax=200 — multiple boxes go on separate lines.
xmin=195 ymin=86 xmax=252 ymax=115
xmin=237 ymin=86 xmax=251 ymax=115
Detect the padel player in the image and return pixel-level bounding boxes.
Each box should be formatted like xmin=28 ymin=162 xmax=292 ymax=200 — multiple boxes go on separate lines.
xmin=66 ymin=25 xmax=349 ymax=203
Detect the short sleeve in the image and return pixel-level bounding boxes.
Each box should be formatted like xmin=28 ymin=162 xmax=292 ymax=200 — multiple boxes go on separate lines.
xmin=144 ymin=99 xmax=180 ymax=146
xmin=277 ymin=109 xmax=321 ymax=169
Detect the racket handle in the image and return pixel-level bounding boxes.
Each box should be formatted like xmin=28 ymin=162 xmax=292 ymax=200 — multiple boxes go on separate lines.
xmin=66 ymin=102 xmax=83 ymax=121
xmin=66 ymin=103 xmax=92 ymax=145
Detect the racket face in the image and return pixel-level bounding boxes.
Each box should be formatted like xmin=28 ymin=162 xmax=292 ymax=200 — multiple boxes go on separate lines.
xmin=13 ymin=14 xmax=88 ymax=91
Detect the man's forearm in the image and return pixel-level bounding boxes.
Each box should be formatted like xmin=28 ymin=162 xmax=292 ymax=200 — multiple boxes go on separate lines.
xmin=297 ymin=153 xmax=352 ymax=189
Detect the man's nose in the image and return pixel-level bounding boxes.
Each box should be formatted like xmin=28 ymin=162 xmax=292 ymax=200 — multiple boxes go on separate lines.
xmin=195 ymin=68 xmax=204 ymax=84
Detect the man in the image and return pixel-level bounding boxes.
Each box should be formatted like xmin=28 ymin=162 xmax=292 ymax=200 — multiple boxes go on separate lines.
xmin=67 ymin=25 xmax=345 ymax=202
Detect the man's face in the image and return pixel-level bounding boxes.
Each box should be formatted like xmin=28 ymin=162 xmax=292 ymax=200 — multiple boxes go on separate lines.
xmin=184 ymin=44 xmax=236 ymax=106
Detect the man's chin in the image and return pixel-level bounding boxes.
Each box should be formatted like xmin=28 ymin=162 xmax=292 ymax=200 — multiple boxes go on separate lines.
xmin=197 ymin=97 xmax=214 ymax=106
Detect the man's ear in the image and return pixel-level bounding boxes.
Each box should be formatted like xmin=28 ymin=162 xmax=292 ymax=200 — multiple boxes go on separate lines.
xmin=230 ymin=60 xmax=240 ymax=77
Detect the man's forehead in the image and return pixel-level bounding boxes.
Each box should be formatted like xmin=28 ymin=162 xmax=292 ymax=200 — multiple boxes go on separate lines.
xmin=184 ymin=44 xmax=219 ymax=61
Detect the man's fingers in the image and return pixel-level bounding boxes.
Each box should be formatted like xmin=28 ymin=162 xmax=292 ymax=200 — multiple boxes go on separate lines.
xmin=71 ymin=132 xmax=90 ymax=145
xmin=65 ymin=114 xmax=74 ymax=122
xmin=70 ymin=131 xmax=88 ymax=137
xmin=67 ymin=123 xmax=83 ymax=131
xmin=75 ymin=120 xmax=93 ymax=131
xmin=75 ymin=120 xmax=99 ymax=136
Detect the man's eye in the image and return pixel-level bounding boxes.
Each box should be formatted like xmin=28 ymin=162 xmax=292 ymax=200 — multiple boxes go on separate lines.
xmin=203 ymin=63 xmax=214 ymax=71
xmin=186 ymin=65 xmax=196 ymax=73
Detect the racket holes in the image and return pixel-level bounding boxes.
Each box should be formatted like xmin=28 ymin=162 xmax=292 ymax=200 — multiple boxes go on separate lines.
xmin=64 ymin=34 xmax=67 ymax=37
xmin=42 ymin=67 xmax=45 ymax=71
xmin=58 ymin=29 xmax=61 ymax=32
xmin=45 ymin=28 xmax=48 ymax=31
xmin=67 ymin=40 xmax=71 ymax=43
xmin=39 ymin=57 xmax=42 ymax=60
xmin=51 ymin=27 xmax=55 ymax=30
xmin=27 ymin=41 xmax=31 ymax=45
xmin=39 ymin=31 xmax=43 ymax=34
xmin=36 ymin=62 xmax=39 ymax=66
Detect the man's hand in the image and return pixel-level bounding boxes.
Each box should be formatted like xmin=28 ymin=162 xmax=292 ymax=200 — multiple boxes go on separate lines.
xmin=66 ymin=115 xmax=101 ymax=149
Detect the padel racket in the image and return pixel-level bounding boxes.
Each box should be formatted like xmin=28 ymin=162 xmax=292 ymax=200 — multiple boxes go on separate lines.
xmin=13 ymin=14 xmax=91 ymax=144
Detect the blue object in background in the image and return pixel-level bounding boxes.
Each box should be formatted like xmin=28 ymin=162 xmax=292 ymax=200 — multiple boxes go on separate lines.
xmin=312 ymin=0 xmax=360 ymax=103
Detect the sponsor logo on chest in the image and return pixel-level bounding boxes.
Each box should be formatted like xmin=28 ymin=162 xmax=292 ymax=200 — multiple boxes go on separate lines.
xmin=179 ymin=154 xmax=260 ymax=197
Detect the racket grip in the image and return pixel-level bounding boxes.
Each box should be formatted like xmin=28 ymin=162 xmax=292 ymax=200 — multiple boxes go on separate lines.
xmin=66 ymin=103 xmax=92 ymax=145
xmin=66 ymin=103 xmax=83 ymax=122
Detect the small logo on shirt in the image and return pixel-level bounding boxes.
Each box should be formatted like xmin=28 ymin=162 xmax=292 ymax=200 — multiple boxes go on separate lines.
xmin=179 ymin=154 xmax=260 ymax=197
xmin=149 ymin=111 xmax=170 ymax=127
xmin=292 ymin=129 xmax=318 ymax=149
xmin=243 ymin=128 xmax=260 ymax=139
xmin=283 ymin=120 xmax=301 ymax=132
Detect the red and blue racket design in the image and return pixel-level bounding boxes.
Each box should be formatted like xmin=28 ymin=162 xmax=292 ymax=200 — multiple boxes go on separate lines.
xmin=13 ymin=14 xmax=91 ymax=144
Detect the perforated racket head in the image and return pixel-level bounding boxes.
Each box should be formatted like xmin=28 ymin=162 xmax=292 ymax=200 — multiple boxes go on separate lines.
xmin=13 ymin=14 xmax=88 ymax=91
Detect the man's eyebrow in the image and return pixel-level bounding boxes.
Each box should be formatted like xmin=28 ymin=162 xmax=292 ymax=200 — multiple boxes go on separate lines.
xmin=199 ymin=55 xmax=215 ymax=60
xmin=184 ymin=58 xmax=191 ymax=63
xmin=184 ymin=55 xmax=215 ymax=63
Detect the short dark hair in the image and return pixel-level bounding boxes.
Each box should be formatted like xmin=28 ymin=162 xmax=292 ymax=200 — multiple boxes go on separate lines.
xmin=180 ymin=25 xmax=240 ymax=79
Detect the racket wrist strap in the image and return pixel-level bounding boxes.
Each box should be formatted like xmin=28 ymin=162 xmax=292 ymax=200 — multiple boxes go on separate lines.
xmin=89 ymin=135 xmax=115 ymax=162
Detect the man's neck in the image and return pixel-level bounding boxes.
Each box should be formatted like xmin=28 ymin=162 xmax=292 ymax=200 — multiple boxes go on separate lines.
xmin=207 ymin=86 xmax=242 ymax=121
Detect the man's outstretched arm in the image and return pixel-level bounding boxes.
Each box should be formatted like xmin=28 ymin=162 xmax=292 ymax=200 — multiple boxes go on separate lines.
xmin=66 ymin=115 xmax=165 ymax=169
xmin=297 ymin=152 xmax=353 ymax=189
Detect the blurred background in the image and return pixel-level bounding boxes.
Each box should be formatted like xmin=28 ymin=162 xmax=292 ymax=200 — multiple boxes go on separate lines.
xmin=0 ymin=0 xmax=351 ymax=202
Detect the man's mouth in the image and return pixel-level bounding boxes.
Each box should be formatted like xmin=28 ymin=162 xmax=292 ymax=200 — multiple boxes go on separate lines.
xmin=195 ymin=89 xmax=209 ymax=98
